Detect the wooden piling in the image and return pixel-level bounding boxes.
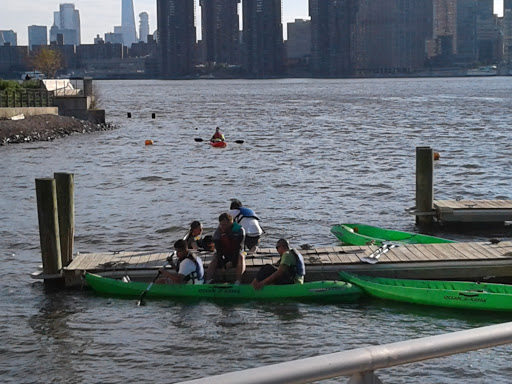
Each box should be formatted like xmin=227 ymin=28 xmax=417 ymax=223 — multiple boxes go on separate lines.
xmin=416 ymin=146 xmax=434 ymax=227
xmin=35 ymin=178 xmax=62 ymax=278
xmin=54 ymin=173 xmax=74 ymax=267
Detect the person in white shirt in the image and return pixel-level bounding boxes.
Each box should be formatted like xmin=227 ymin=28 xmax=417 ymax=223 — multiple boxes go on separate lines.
xmin=227 ymin=199 xmax=264 ymax=253
xmin=156 ymin=239 xmax=204 ymax=284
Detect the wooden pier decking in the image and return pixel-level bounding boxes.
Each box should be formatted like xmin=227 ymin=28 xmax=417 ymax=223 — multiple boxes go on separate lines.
xmin=433 ymin=200 xmax=512 ymax=223
xmin=60 ymin=241 xmax=512 ymax=287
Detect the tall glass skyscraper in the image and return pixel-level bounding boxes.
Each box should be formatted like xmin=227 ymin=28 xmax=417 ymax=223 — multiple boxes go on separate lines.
xmin=242 ymin=0 xmax=284 ymax=76
xmin=139 ymin=12 xmax=150 ymax=43
xmin=50 ymin=3 xmax=80 ymax=46
xmin=122 ymin=0 xmax=138 ymax=47
xmin=200 ymin=0 xmax=240 ymax=64
xmin=28 ymin=25 xmax=48 ymax=50
xmin=157 ymin=0 xmax=196 ymax=77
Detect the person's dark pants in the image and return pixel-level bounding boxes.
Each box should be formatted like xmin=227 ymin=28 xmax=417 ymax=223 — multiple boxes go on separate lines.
xmin=255 ymin=264 xmax=293 ymax=284
xmin=245 ymin=236 xmax=260 ymax=250
xmin=217 ymin=254 xmax=239 ymax=269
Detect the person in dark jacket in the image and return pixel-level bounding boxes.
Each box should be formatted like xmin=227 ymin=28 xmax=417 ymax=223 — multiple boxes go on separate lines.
xmin=205 ymin=213 xmax=245 ymax=284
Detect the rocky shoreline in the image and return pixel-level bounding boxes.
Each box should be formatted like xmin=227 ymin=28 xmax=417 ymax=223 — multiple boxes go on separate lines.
xmin=0 ymin=114 xmax=118 ymax=145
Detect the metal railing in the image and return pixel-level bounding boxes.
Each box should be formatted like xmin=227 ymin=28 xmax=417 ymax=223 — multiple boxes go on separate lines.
xmin=0 ymin=89 xmax=54 ymax=107
xmin=178 ymin=322 xmax=512 ymax=384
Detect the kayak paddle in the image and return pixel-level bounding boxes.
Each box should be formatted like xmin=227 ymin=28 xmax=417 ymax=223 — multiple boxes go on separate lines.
xmin=194 ymin=138 xmax=244 ymax=144
xmin=136 ymin=253 xmax=174 ymax=306
xmin=360 ymin=243 xmax=399 ymax=264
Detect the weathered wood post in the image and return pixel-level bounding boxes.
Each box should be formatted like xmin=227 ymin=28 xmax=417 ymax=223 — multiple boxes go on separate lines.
xmin=54 ymin=173 xmax=74 ymax=267
xmin=416 ymin=146 xmax=434 ymax=228
xmin=35 ymin=178 xmax=62 ymax=281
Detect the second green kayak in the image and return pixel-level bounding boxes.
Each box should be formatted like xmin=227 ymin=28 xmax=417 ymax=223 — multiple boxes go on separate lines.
xmin=85 ymin=273 xmax=363 ymax=302
xmin=331 ymin=223 xmax=454 ymax=246
xmin=339 ymin=271 xmax=512 ymax=312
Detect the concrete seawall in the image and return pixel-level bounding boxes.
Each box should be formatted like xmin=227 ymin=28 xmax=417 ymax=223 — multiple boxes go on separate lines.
xmin=0 ymin=107 xmax=58 ymax=119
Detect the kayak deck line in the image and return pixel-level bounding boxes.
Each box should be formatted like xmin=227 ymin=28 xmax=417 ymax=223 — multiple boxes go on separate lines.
xmin=55 ymin=241 xmax=512 ymax=288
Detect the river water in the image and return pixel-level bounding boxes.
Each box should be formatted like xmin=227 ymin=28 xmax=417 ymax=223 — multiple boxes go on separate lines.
xmin=2 ymin=78 xmax=512 ymax=383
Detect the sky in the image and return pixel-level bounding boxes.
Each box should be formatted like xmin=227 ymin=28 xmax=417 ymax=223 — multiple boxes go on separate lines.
xmin=0 ymin=0 xmax=505 ymax=46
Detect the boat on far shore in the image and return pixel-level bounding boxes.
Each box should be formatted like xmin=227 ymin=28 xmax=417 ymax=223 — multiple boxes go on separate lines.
xmin=466 ymin=65 xmax=497 ymax=76
xmin=331 ymin=223 xmax=455 ymax=246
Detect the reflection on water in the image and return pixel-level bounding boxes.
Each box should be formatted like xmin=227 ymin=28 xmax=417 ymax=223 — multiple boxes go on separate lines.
xmin=1 ymin=78 xmax=512 ymax=383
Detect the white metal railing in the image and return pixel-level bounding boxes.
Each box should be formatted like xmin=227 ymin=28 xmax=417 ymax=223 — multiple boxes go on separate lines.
xmin=178 ymin=322 xmax=512 ymax=384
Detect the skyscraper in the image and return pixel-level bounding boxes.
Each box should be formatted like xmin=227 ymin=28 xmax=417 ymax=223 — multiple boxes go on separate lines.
xmin=122 ymin=0 xmax=138 ymax=47
xmin=50 ymin=3 xmax=81 ymax=46
xmin=200 ymin=0 xmax=240 ymax=64
xmin=286 ymin=19 xmax=311 ymax=60
xmin=456 ymin=0 xmax=478 ymax=64
xmin=353 ymin=0 xmax=432 ymax=74
xmin=0 ymin=30 xmax=17 ymax=46
xmin=476 ymin=0 xmax=501 ymax=63
xmin=28 ymin=26 xmax=48 ymax=50
xmin=157 ymin=0 xmax=196 ymax=77
xmin=309 ymin=0 xmax=357 ymax=76
xmin=139 ymin=12 xmax=150 ymax=43
xmin=242 ymin=0 xmax=284 ymax=76
xmin=309 ymin=0 xmax=330 ymax=75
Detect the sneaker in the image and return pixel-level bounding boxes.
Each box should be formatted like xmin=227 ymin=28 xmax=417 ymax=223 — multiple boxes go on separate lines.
xmin=234 ymin=280 xmax=240 ymax=286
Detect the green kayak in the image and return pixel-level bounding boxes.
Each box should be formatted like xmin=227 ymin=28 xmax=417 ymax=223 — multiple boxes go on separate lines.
xmin=339 ymin=271 xmax=512 ymax=312
xmin=331 ymin=223 xmax=454 ymax=246
xmin=85 ymin=273 xmax=363 ymax=302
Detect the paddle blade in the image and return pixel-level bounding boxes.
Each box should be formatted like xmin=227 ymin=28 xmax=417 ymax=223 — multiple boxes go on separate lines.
xmin=234 ymin=140 xmax=244 ymax=144
xmin=136 ymin=296 xmax=147 ymax=306
xmin=194 ymin=138 xmax=204 ymax=142
xmin=136 ymin=280 xmax=157 ymax=306
xmin=361 ymin=257 xmax=379 ymax=265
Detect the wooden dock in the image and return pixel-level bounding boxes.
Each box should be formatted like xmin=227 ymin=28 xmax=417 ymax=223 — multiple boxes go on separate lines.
xmin=59 ymin=241 xmax=512 ymax=287
xmin=434 ymin=200 xmax=512 ymax=223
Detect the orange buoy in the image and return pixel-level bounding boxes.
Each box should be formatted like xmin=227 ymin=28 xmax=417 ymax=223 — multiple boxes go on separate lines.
xmin=433 ymin=151 xmax=440 ymax=161
xmin=145 ymin=140 xmax=153 ymax=146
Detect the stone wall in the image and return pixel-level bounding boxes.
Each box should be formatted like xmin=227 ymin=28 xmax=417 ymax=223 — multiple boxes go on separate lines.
xmin=0 ymin=107 xmax=59 ymax=119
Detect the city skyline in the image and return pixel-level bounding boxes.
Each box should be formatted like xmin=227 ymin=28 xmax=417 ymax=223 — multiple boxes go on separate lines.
xmin=0 ymin=0 xmax=505 ymax=46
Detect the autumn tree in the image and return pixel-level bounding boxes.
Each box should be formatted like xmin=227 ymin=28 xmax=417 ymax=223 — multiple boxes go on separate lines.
xmin=30 ymin=48 xmax=62 ymax=79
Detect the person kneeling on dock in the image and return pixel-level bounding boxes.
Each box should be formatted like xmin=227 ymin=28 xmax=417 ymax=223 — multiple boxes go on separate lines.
xmin=156 ymin=239 xmax=204 ymax=284
xmin=205 ymin=213 xmax=245 ymax=284
xmin=252 ymin=239 xmax=305 ymax=290
xmin=185 ymin=220 xmax=203 ymax=250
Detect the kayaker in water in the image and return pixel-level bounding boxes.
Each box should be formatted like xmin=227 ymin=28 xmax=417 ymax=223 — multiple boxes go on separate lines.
xmin=228 ymin=199 xmax=264 ymax=253
xmin=185 ymin=220 xmax=203 ymax=250
xmin=252 ymin=238 xmax=305 ymax=290
xmin=156 ymin=239 xmax=204 ymax=284
xmin=205 ymin=213 xmax=245 ymax=284
xmin=210 ymin=127 xmax=225 ymax=142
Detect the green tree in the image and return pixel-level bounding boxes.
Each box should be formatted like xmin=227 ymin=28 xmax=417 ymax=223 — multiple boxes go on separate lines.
xmin=30 ymin=48 xmax=62 ymax=78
